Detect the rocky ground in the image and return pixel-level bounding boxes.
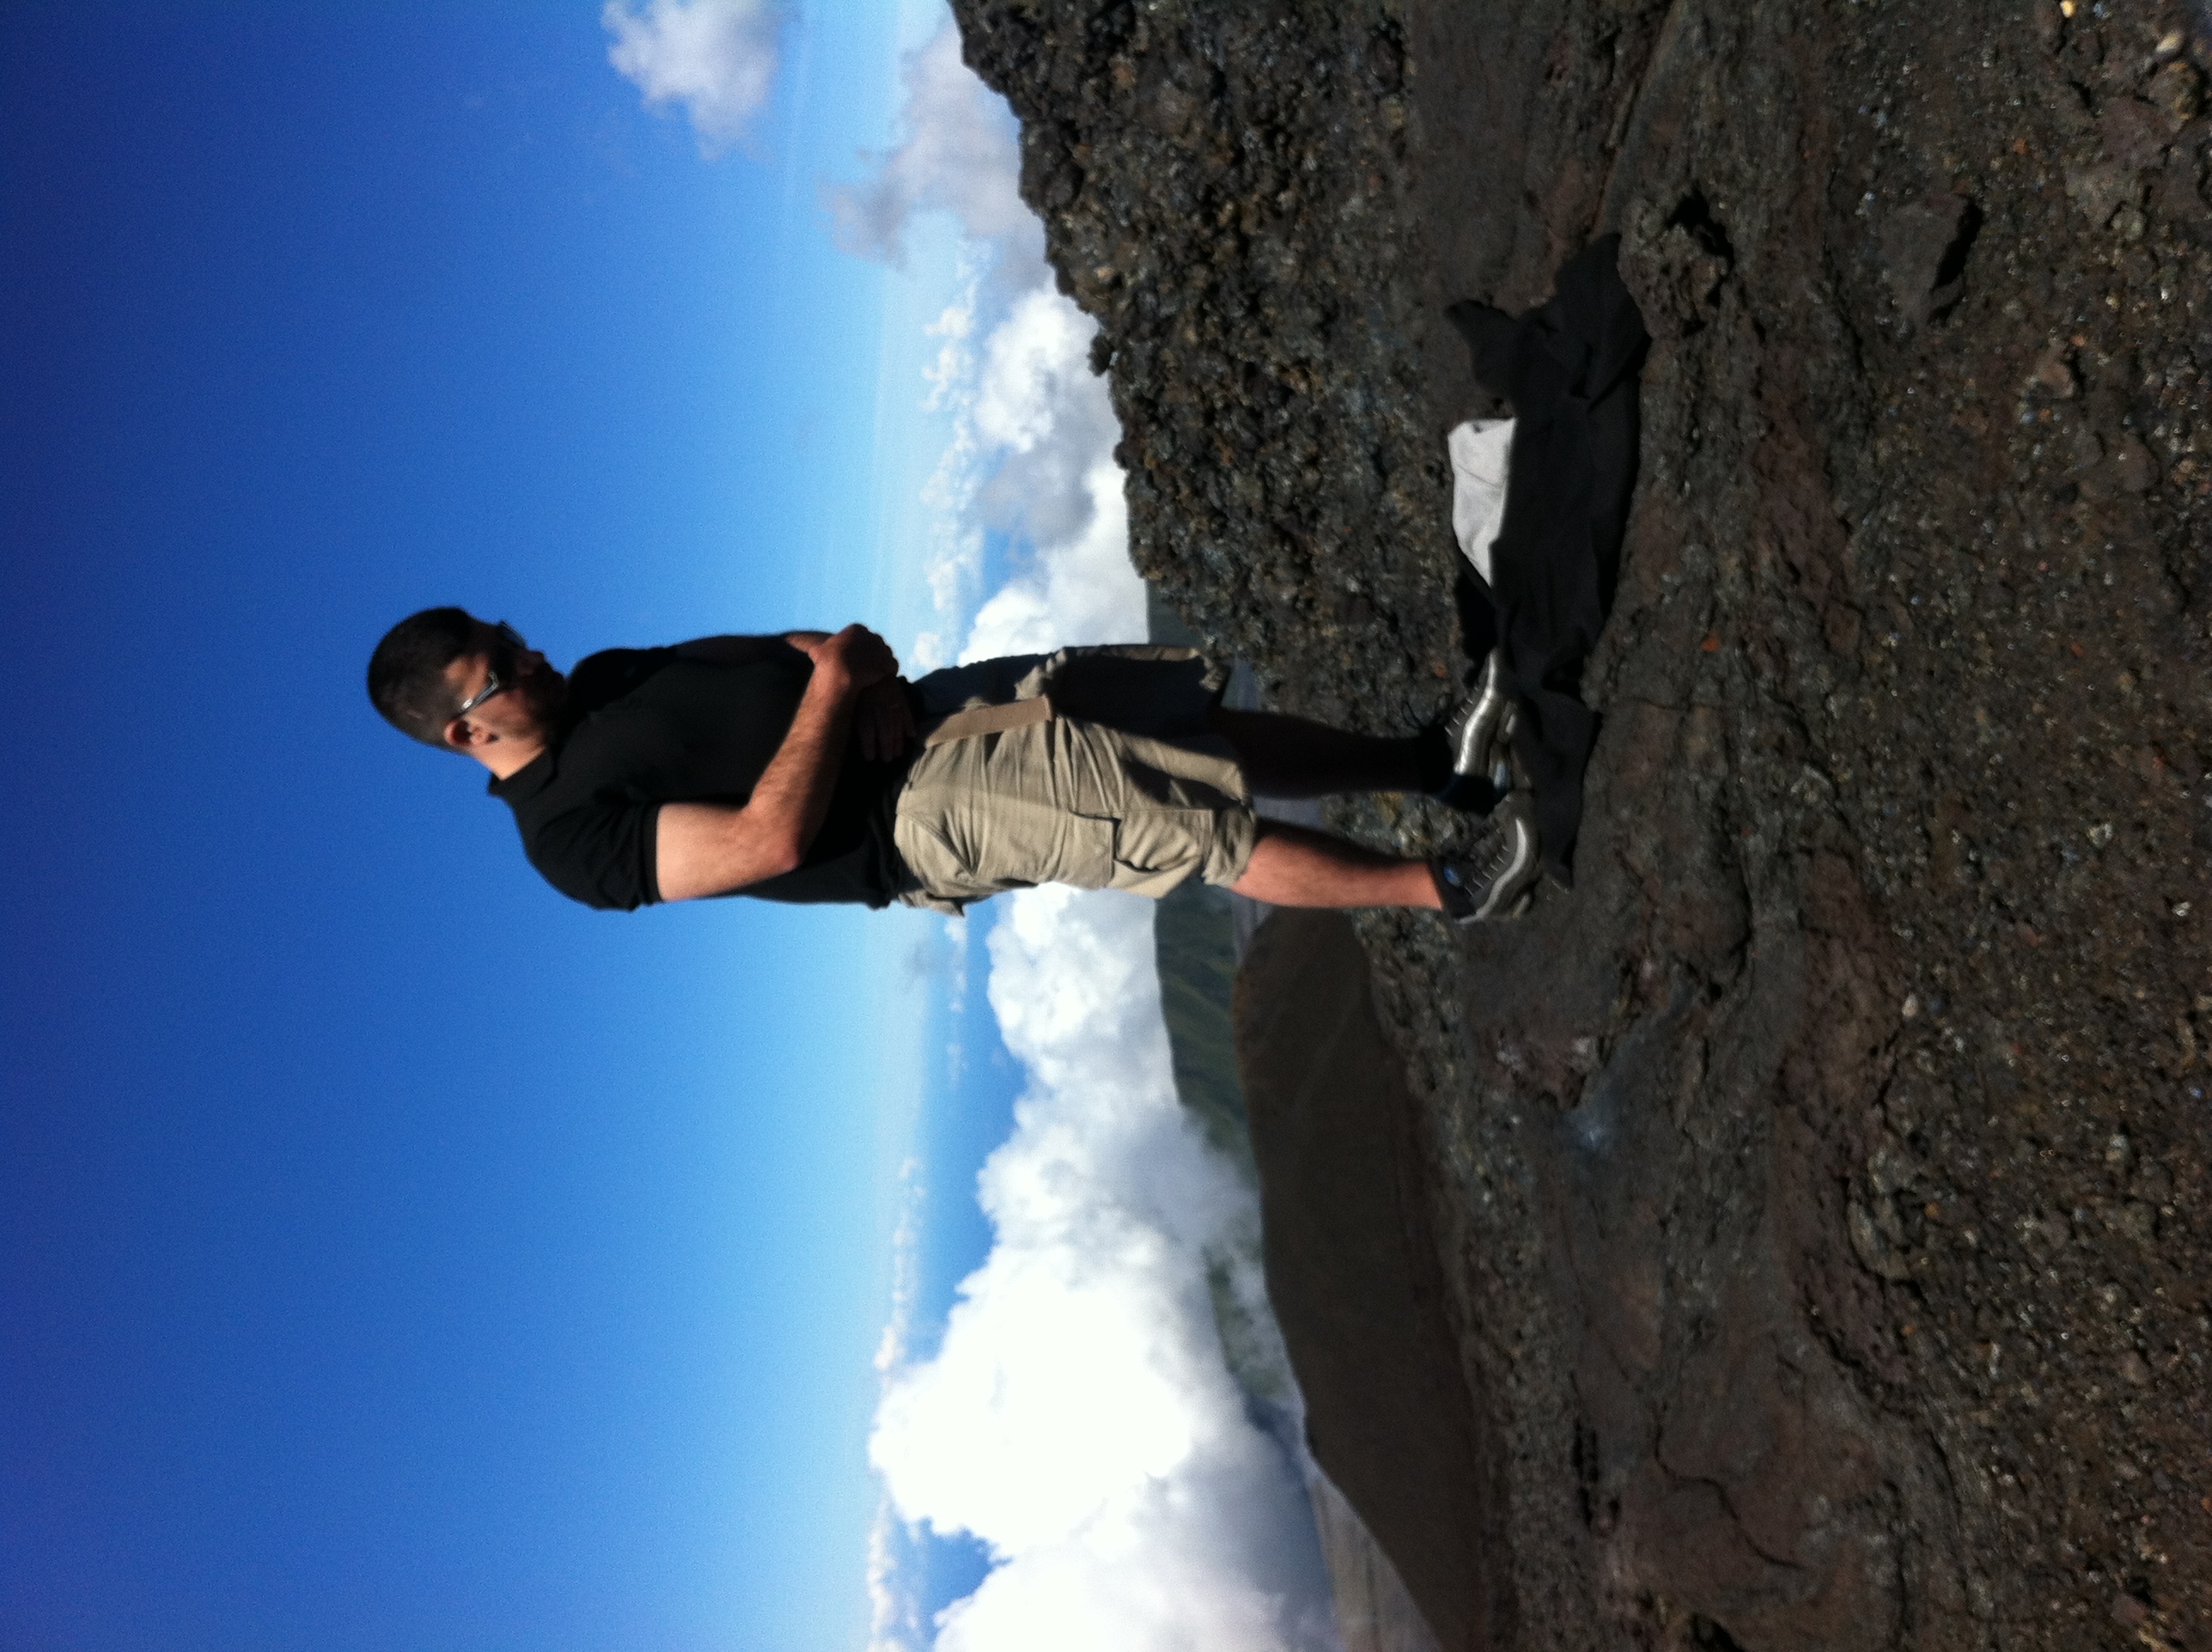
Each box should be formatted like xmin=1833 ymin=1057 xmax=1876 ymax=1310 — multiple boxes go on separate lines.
xmin=951 ymin=2 xmax=2212 ymax=1648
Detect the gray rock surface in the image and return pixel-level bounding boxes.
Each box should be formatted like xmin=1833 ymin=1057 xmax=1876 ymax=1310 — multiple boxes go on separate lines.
xmin=952 ymin=1 xmax=2212 ymax=1646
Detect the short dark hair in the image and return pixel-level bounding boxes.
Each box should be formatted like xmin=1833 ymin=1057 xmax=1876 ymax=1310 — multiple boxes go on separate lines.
xmin=368 ymin=607 xmax=480 ymax=748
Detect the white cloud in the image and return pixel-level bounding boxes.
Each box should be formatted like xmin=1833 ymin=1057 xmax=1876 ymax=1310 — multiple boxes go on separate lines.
xmin=870 ymin=890 xmax=1336 ymax=1652
xmin=827 ymin=21 xmax=1037 ymax=265
xmin=826 ymin=15 xmax=1138 ymax=667
xmin=971 ymin=288 xmax=1091 ymax=454
xmin=972 ymin=288 xmax=1125 ymax=544
xmin=934 ymin=1511 xmax=1334 ymax=1652
xmin=960 ymin=457 xmax=1138 ymax=661
xmin=867 ymin=1501 xmax=928 ymax=1652
xmin=866 ymin=1162 xmax=931 ymax=1652
xmin=604 ymin=0 xmax=783 ymax=154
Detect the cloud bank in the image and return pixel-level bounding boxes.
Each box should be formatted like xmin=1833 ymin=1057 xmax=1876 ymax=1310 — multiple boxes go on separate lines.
xmin=826 ymin=22 xmax=1038 ymax=265
xmin=604 ymin=0 xmax=783 ymax=153
xmin=844 ymin=20 xmax=1138 ymax=672
xmin=871 ymin=890 xmax=1334 ymax=1652
xmin=845 ymin=19 xmax=1335 ymax=1652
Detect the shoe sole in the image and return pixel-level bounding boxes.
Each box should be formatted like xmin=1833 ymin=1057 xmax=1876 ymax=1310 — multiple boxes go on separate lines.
xmin=1469 ymin=834 xmax=1539 ymax=921
xmin=1444 ymin=796 xmax=1540 ymax=924
xmin=1447 ymin=649 xmax=1512 ymax=781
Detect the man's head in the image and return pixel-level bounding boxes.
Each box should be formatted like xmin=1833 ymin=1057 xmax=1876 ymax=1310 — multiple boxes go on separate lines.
xmin=367 ymin=608 xmax=563 ymax=771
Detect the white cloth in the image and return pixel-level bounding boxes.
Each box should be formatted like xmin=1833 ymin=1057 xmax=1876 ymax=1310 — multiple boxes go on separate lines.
xmin=1447 ymin=417 xmax=1516 ymax=588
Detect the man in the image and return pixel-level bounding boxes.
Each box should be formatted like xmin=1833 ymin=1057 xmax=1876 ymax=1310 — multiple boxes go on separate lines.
xmin=365 ymin=608 xmax=1540 ymax=922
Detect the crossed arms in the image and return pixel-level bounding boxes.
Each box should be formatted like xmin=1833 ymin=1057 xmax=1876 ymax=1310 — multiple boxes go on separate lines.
xmin=654 ymin=625 xmax=917 ymax=902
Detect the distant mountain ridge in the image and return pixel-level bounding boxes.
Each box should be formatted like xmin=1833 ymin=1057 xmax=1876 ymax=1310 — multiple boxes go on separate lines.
xmin=1148 ymin=587 xmax=1441 ymax=1652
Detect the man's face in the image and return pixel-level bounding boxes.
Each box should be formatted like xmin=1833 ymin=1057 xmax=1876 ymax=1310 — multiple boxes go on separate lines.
xmin=439 ymin=621 xmax=564 ymax=748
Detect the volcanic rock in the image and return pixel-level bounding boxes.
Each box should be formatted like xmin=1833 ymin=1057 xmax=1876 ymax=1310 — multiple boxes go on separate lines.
xmin=952 ymin=1 xmax=2212 ymax=1646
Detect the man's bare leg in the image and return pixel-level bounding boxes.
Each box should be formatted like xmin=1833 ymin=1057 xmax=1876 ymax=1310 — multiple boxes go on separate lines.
xmin=1227 ymin=822 xmax=1441 ymax=910
xmin=1208 ymin=708 xmax=1435 ymax=799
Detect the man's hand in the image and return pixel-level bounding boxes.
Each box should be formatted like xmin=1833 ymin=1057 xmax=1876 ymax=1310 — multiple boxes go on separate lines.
xmin=856 ymin=676 xmax=917 ymax=761
xmin=795 ymin=624 xmax=898 ymax=690
xmin=799 ymin=625 xmax=911 ymax=758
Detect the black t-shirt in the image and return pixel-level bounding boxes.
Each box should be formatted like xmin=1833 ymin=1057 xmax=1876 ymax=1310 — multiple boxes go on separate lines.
xmin=488 ymin=644 xmax=913 ymax=911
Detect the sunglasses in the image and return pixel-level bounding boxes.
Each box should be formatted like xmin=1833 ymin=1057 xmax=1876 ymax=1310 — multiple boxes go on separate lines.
xmin=451 ymin=621 xmax=527 ymax=720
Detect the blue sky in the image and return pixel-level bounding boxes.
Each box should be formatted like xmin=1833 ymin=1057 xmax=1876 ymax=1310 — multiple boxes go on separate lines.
xmin=5 ymin=6 xmax=1339 ymax=1649
xmin=3 ymin=5 xmax=954 ymax=1648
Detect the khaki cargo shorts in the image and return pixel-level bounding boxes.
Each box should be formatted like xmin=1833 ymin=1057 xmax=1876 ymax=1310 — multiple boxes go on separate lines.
xmin=891 ymin=646 xmax=1258 ymax=916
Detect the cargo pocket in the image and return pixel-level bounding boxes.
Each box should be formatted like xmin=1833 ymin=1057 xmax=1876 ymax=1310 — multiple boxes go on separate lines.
xmin=1030 ymin=811 xmax=1117 ymax=892
xmin=911 ymin=798 xmax=1120 ymax=896
xmin=892 ymin=814 xmax=975 ymax=912
xmin=1106 ymin=808 xmax=1210 ymax=899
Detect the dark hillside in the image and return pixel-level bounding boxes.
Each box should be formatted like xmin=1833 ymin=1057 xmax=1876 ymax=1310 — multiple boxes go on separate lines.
xmin=952 ymin=3 xmax=2212 ymax=1647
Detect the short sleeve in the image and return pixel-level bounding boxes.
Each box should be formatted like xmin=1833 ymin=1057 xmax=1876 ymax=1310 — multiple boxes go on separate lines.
xmin=521 ymin=797 xmax=664 ymax=911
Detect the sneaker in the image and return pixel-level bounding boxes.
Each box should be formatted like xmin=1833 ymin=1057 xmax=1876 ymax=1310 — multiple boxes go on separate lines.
xmin=1440 ymin=648 xmax=1517 ymax=793
xmin=1430 ymin=791 xmax=1540 ymax=923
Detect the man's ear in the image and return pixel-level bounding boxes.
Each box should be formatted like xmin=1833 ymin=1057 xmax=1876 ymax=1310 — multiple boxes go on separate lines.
xmin=442 ymin=716 xmax=484 ymax=752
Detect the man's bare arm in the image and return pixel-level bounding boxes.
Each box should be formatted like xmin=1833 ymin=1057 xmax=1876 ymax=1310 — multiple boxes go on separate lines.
xmin=655 ymin=625 xmax=896 ymax=901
